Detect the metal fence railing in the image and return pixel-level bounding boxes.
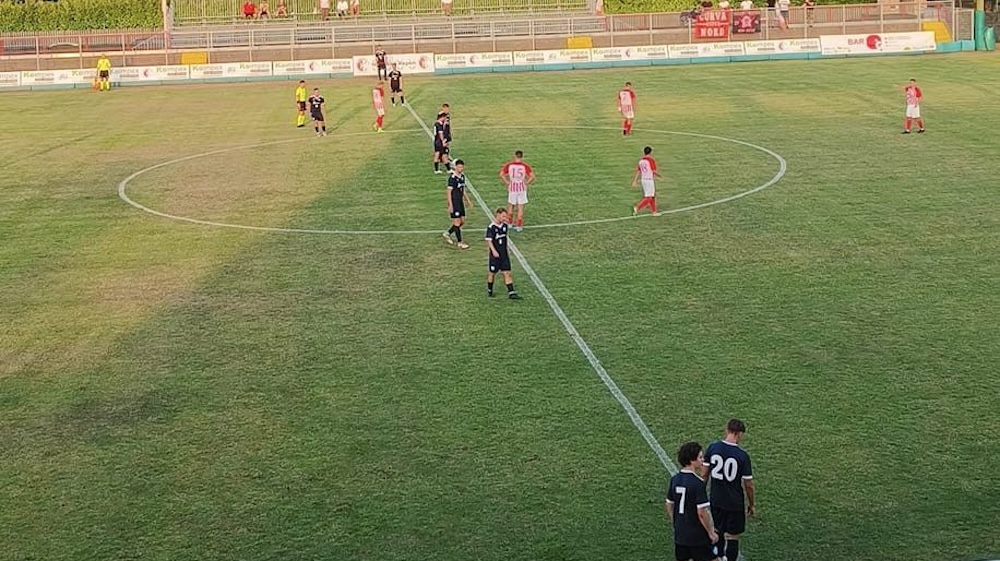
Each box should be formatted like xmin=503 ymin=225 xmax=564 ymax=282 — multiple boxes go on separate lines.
xmin=0 ymin=2 xmax=972 ymax=72
xmin=170 ymin=0 xmax=588 ymax=25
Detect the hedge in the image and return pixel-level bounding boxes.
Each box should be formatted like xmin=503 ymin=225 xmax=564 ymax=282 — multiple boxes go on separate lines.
xmin=0 ymin=0 xmax=161 ymax=32
xmin=605 ymin=0 xmax=875 ymax=12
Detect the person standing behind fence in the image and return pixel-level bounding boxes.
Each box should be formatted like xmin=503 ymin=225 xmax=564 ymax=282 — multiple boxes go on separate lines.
xmin=319 ymin=0 xmax=330 ymax=20
xmin=442 ymin=0 xmax=453 ymax=16
xmin=802 ymin=0 xmax=814 ymax=26
xmin=777 ymin=0 xmax=790 ymax=28
xmin=350 ymin=0 xmax=360 ymax=16
xmin=95 ymin=54 xmax=112 ymax=91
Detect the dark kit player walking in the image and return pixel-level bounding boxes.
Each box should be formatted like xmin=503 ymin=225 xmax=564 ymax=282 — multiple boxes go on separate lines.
xmin=666 ymin=442 xmax=720 ymax=561
xmin=374 ymin=45 xmax=388 ymax=80
xmin=388 ymin=63 xmax=404 ymax=106
xmin=705 ymin=419 xmax=755 ymax=561
xmin=443 ymin=160 xmax=471 ymax=249
xmin=485 ymin=208 xmax=520 ymax=299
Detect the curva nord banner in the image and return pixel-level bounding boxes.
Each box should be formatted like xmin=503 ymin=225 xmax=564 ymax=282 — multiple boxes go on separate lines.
xmin=694 ymin=10 xmax=731 ymax=40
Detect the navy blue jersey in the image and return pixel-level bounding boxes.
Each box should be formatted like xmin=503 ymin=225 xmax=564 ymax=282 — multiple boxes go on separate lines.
xmin=443 ymin=113 xmax=452 ymax=141
xmin=666 ymin=470 xmax=712 ymax=546
xmin=485 ymin=222 xmax=509 ymax=257
xmin=705 ymin=440 xmax=753 ymax=511
xmin=434 ymin=121 xmax=447 ymax=144
xmin=308 ymin=94 xmax=324 ymax=113
xmin=448 ymin=172 xmax=466 ymax=204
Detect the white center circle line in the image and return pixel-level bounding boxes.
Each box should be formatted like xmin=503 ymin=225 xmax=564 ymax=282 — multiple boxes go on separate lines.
xmin=117 ymin=126 xmax=786 ymax=235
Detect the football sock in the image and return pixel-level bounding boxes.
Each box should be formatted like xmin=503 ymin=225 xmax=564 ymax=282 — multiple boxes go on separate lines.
xmin=321 ymin=125 xmax=326 ymax=132
xmin=400 ymin=95 xmax=405 ymax=104
xmin=905 ymin=118 xmax=912 ymax=131
xmin=447 ymin=225 xmax=456 ymax=237
xmin=506 ymin=283 xmax=515 ymax=294
xmin=516 ymin=218 xmax=523 ymax=227
xmin=314 ymin=125 xmax=319 ymax=133
xmin=917 ymin=119 xmax=924 ymax=129
xmin=487 ymin=281 xmax=494 ymax=294
xmin=391 ymin=96 xmax=396 ymax=104
xmin=453 ymin=226 xmax=462 ymax=243
xmin=377 ymin=115 xmax=384 ymax=128
xmin=636 ymin=198 xmax=649 ymax=212
xmin=434 ymin=162 xmax=440 ymax=172
xmin=650 ymin=197 xmax=657 ymax=213
xmin=725 ymin=539 xmax=739 ymax=561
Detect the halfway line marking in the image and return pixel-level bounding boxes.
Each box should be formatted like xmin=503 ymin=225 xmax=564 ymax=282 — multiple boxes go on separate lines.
xmin=405 ymin=102 xmax=678 ymax=475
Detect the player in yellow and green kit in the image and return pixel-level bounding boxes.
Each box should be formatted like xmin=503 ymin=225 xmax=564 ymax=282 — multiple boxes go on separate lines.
xmin=96 ymin=54 xmax=112 ymax=91
xmin=295 ymin=80 xmax=308 ymax=127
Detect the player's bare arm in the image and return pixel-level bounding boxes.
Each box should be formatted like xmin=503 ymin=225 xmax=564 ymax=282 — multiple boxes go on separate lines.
xmin=744 ymin=478 xmax=756 ymax=516
xmin=526 ymin=171 xmax=536 ymax=186
xmin=464 ymin=191 xmax=472 ymax=208
xmin=447 ymin=187 xmax=454 ymax=214
xmin=631 ymin=169 xmax=641 ymax=188
xmin=487 ymin=239 xmax=500 ymax=258
xmin=665 ymin=500 xmax=674 ymax=522
xmin=698 ymin=506 xmax=718 ymax=544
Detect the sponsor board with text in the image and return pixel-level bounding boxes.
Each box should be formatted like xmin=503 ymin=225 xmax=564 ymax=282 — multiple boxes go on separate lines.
xmin=353 ymin=53 xmax=435 ymax=76
xmin=0 ymin=71 xmax=21 ymax=88
xmin=114 ymin=65 xmax=190 ymax=82
xmin=744 ymin=38 xmax=821 ymax=54
xmin=434 ymin=52 xmax=514 ymax=68
xmin=513 ymin=49 xmax=592 ymax=65
xmin=590 ymin=45 xmax=670 ymax=61
xmin=668 ymin=41 xmax=746 ymax=58
xmin=819 ymin=32 xmax=936 ymax=55
xmin=20 ymin=69 xmax=94 ymax=86
xmin=190 ymin=62 xmax=272 ymax=79
xmin=272 ymin=59 xmax=353 ymax=76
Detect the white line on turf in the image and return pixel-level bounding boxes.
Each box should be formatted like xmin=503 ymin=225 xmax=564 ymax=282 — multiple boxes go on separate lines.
xmin=405 ymin=103 xmax=679 ymax=475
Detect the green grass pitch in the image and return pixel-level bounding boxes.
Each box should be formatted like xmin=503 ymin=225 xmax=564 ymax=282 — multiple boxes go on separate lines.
xmin=2 ymin=53 xmax=1000 ymax=561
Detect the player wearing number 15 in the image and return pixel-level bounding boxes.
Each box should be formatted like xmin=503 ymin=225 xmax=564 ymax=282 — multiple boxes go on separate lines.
xmin=666 ymin=442 xmax=720 ymax=561
xmin=705 ymin=419 xmax=755 ymax=561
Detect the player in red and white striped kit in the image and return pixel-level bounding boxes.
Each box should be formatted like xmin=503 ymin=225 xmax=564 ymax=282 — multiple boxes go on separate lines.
xmin=631 ymin=146 xmax=662 ymax=216
xmin=499 ymin=150 xmax=535 ymax=232
xmin=902 ymin=78 xmax=924 ymax=134
xmin=618 ymin=82 xmax=636 ymax=136
xmin=372 ymin=82 xmax=386 ymax=133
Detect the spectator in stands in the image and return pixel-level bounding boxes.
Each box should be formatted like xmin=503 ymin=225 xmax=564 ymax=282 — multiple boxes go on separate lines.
xmin=350 ymin=0 xmax=360 ymax=16
xmin=258 ymin=0 xmax=270 ymax=17
xmin=739 ymin=0 xmax=753 ymax=8
xmin=719 ymin=0 xmax=730 ymax=8
xmin=802 ymin=0 xmax=814 ymax=26
xmin=337 ymin=0 xmax=348 ymax=16
xmin=276 ymin=0 xmax=288 ymax=16
xmin=319 ymin=0 xmax=330 ymax=19
xmin=242 ymin=0 xmax=256 ymax=18
xmin=777 ymin=0 xmax=789 ymax=28
xmin=765 ymin=0 xmax=776 ymax=25
xmin=442 ymin=0 xmax=453 ymax=15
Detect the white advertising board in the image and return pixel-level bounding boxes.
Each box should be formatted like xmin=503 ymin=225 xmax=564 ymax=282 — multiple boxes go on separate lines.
xmin=820 ymin=32 xmax=936 ymax=55
xmin=272 ymin=59 xmax=353 ymax=76
xmin=113 ymin=65 xmax=190 ymax=83
xmin=352 ymin=53 xmax=435 ymax=76
xmin=668 ymin=42 xmax=746 ymax=59
xmin=0 ymin=72 xmax=21 ymax=88
xmin=190 ymin=62 xmax=273 ymax=79
xmin=19 ymin=68 xmax=94 ymax=86
xmin=590 ymin=45 xmax=670 ymax=61
xmin=434 ymin=52 xmax=514 ymax=68
xmin=744 ymin=38 xmax=822 ymax=54
xmin=512 ymin=49 xmax=592 ymax=65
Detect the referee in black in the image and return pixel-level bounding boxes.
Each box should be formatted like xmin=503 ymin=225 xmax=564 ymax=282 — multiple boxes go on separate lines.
xmin=485 ymin=208 xmax=520 ymax=299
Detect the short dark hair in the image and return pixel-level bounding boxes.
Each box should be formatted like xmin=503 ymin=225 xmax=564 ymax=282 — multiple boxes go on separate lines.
xmin=299 ymin=80 xmax=305 ymax=84
xmin=726 ymin=418 xmax=747 ymax=434
xmin=495 ymin=207 xmax=507 ymax=215
xmin=454 ymin=159 xmax=464 ymax=166
xmin=442 ymin=103 xmax=450 ymax=108
xmin=909 ymin=77 xmax=916 ymax=82
xmin=677 ymin=441 xmax=703 ymax=467
xmin=514 ymin=150 xmax=523 ymax=158
xmin=437 ymin=112 xmax=446 ymax=119
xmin=643 ymin=146 xmax=653 ymax=155
xmin=625 ymin=81 xmax=632 ymax=86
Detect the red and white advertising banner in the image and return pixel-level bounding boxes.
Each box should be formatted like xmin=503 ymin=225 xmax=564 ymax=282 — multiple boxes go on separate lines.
xmin=190 ymin=62 xmax=273 ymax=79
xmin=744 ymin=38 xmax=822 ymax=54
xmin=352 ymin=53 xmax=435 ymax=76
xmin=20 ymin=68 xmax=94 ymax=86
xmin=272 ymin=59 xmax=353 ymax=76
xmin=694 ymin=10 xmax=732 ymax=40
xmin=819 ymin=31 xmax=936 ymax=55
xmin=589 ymin=45 xmax=670 ymax=61
xmin=668 ymin=41 xmax=746 ymax=58
xmin=0 ymin=71 xmax=21 ymax=88
xmin=113 ymin=65 xmax=190 ymax=83
xmin=512 ymin=49 xmax=592 ymax=65
xmin=434 ymin=52 xmax=514 ymax=68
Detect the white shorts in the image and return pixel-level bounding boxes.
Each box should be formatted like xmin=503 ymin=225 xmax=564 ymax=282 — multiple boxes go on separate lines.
xmin=375 ymin=106 xmax=385 ymax=116
xmin=620 ymin=107 xmax=634 ymax=119
xmin=905 ymin=104 xmax=920 ymax=118
xmin=641 ymin=179 xmax=655 ymax=197
xmin=507 ymin=190 xmax=528 ymax=205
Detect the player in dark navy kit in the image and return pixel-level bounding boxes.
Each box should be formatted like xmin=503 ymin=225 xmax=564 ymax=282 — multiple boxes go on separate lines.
xmin=308 ymin=88 xmax=327 ymax=137
xmin=485 ymin=208 xmax=520 ymax=299
xmin=388 ymin=63 xmax=404 ymax=106
xmin=440 ymin=103 xmax=452 ymax=142
xmin=443 ymin=160 xmax=472 ymax=249
xmin=433 ymin=112 xmax=451 ymax=174
xmin=666 ymin=442 xmax=720 ymax=561
xmin=705 ymin=419 xmax=755 ymax=561
xmin=374 ymin=45 xmax=388 ymax=80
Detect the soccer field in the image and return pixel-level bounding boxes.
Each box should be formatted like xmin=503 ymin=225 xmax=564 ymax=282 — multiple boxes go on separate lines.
xmin=2 ymin=53 xmax=1000 ymax=561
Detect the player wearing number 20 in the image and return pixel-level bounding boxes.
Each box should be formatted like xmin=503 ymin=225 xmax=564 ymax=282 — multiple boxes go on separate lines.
xmin=705 ymin=419 xmax=755 ymax=561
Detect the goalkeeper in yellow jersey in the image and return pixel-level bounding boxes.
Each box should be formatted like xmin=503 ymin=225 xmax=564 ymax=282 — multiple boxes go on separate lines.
xmin=95 ymin=54 xmax=112 ymax=91
xmin=294 ymin=80 xmax=308 ymax=127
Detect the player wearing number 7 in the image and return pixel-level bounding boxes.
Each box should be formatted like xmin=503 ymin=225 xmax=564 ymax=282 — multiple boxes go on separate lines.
xmin=666 ymin=442 xmax=720 ymax=561
xmin=705 ymin=419 xmax=755 ymax=561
